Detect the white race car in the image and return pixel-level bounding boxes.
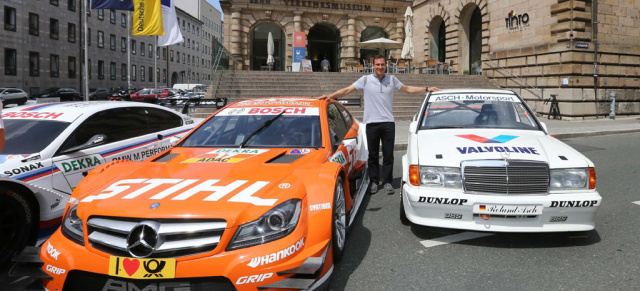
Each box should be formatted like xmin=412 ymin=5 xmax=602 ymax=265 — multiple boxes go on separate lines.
xmin=0 ymin=101 xmax=201 ymax=262
xmin=401 ymin=89 xmax=601 ymax=232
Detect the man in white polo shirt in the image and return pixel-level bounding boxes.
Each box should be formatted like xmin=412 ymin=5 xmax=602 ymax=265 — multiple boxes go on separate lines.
xmin=320 ymin=55 xmax=440 ymax=195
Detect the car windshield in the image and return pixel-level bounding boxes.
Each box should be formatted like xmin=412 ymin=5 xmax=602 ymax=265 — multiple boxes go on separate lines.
xmin=181 ymin=110 xmax=322 ymax=148
xmin=420 ymin=93 xmax=541 ymax=131
xmin=2 ymin=119 xmax=71 ymax=154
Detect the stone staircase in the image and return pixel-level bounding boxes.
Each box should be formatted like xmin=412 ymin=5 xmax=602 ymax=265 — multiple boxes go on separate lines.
xmin=202 ymin=71 xmax=500 ymax=120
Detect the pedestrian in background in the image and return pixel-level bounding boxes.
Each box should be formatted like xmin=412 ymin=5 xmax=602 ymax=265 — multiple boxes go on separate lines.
xmin=321 ymin=57 xmax=331 ymax=72
xmin=319 ymin=55 xmax=440 ymax=194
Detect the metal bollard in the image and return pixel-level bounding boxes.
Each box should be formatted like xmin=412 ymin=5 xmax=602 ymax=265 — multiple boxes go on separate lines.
xmin=609 ymin=92 xmax=616 ymax=120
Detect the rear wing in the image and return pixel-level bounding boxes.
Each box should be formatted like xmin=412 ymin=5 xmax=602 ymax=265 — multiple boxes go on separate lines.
xmin=337 ymin=98 xmax=361 ymax=106
xmin=159 ymin=97 xmax=228 ymax=115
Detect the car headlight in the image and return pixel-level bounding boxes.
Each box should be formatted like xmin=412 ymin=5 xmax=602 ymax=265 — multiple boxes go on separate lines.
xmin=550 ymin=168 xmax=592 ymax=190
xmin=227 ymin=199 xmax=301 ymax=250
xmin=410 ymin=166 xmax=462 ymax=188
xmin=61 ymin=199 xmax=84 ymax=245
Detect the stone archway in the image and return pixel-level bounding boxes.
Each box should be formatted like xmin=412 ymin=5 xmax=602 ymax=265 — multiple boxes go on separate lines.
xmin=250 ymin=22 xmax=286 ymax=71
xmin=308 ymin=23 xmax=341 ymax=72
xmin=359 ymin=27 xmax=388 ymax=63
xmin=429 ymin=16 xmax=447 ymax=62
xmin=459 ymin=3 xmax=483 ymax=73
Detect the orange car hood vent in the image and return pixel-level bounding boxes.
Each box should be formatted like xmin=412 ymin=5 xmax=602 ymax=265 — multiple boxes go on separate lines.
xmin=152 ymin=152 xmax=180 ymax=162
xmin=266 ymin=151 xmax=303 ymax=164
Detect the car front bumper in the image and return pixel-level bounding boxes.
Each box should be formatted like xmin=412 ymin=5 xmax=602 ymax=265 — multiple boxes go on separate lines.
xmin=402 ymin=183 xmax=601 ymax=232
xmin=40 ymin=228 xmax=332 ymax=291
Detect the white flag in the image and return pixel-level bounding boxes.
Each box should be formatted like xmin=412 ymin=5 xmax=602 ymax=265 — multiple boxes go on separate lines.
xmin=158 ymin=0 xmax=183 ymax=46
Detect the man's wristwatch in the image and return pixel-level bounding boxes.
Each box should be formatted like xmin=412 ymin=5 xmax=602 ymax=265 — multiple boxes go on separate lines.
xmin=425 ymin=86 xmax=430 ymax=92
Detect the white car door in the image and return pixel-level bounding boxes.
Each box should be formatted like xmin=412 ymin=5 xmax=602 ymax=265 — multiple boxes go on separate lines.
xmin=50 ymin=107 xmax=185 ymax=194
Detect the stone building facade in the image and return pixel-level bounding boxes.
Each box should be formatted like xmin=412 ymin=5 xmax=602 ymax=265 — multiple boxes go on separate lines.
xmin=221 ymin=0 xmax=639 ymax=117
xmin=413 ymin=0 xmax=640 ymax=117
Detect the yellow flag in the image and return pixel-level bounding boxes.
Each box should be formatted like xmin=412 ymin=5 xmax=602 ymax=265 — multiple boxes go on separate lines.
xmin=132 ymin=0 xmax=164 ymax=36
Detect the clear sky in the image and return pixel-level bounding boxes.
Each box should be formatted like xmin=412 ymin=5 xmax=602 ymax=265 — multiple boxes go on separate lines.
xmin=206 ymin=0 xmax=224 ymax=19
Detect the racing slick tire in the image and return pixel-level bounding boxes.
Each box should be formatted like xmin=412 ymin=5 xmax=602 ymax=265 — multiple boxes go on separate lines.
xmin=0 ymin=187 xmax=35 ymax=264
xmin=399 ymin=184 xmax=411 ymax=226
xmin=332 ymin=176 xmax=347 ymax=263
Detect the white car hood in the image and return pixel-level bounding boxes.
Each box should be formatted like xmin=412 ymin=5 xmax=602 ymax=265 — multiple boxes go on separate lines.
xmin=415 ymin=129 xmax=591 ymax=168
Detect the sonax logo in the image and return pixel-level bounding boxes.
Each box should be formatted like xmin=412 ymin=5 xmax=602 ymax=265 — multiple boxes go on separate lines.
xmin=456 ymin=134 xmax=518 ymax=143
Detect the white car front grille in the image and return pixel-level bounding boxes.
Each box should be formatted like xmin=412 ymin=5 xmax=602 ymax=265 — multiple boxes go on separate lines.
xmin=462 ymin=160 xmax=549 ymax=194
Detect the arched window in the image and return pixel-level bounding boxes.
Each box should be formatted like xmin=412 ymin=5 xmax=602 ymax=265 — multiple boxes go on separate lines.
xmin=429 ymin=17 xmax=446 ymax=62
xmin=360 ymin=27 xmax=387 ymax=62
xmin=250 ymin=22 xmax=285 ymax=71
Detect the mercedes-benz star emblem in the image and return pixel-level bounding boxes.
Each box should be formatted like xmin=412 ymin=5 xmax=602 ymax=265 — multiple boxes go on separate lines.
xmin=127 ymin=221 xmax=160 ymax=258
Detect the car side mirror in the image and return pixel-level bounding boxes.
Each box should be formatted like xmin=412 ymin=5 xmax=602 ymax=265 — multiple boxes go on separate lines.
xmin=409 ymin=121 xmax=418 ymax=133
xmin=540 ymin=122 xmax=548 ymax=133
xmin=169 ymin=135 xmax=181 ymax=146
xmin=60 ymin=134 xmax=107 ymax=155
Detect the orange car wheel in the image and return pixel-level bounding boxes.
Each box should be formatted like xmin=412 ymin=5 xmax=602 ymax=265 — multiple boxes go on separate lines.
xmin=332 ymin=176 xmax=346 ymax=263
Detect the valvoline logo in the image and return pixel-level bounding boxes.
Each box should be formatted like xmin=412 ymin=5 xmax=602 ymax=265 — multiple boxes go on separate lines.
xmin=455 ymin=134 xmax=539 ymax=155
xmin=456 ymin=134 xmax=518 ymax=143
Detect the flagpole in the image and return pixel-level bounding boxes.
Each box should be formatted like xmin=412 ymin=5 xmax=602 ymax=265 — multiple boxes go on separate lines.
xmin=83 ymin=0 xmax=89 ymax=101
xmin=127 ymin=10 xmax=131 ymax=91
xmin=154 ymin=38 xmax=157 ymax=90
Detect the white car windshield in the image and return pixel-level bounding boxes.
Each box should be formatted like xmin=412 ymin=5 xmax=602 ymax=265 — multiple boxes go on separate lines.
xmin=3 ymin=119 xmax=71 ymax=154
xmin=182 ymin=114 xmax=322 ymax=148
xmin=420 ymin=93 xmax=541 ymax=131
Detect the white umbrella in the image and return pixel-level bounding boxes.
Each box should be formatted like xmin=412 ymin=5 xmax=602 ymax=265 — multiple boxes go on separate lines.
xmin=401 ymin=7 xmax=414 ymax=59
xmin=267 ymin=32 xmax=275 ymax=69
xmin=358 ymin=37 xmax=403 ymax=49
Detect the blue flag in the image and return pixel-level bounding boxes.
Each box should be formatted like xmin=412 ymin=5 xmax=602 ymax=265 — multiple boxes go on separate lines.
xmin=91 ymin=0 xmax=134 ymax=11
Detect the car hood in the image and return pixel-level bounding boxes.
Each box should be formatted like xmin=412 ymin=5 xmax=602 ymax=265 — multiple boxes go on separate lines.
xmin=75 ymin=147 xmax=325 ymax=228
xmin=414 ymin=129 xmax=591 ymax=168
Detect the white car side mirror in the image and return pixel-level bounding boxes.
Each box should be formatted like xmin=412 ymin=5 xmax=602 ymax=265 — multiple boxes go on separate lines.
xmin=409 ymin=121 xmax=418 ymax=133
xmin=169 ymin=136 xmax=182 ymax=145
xmin=540 ymin=122 xmax=548 ymax=133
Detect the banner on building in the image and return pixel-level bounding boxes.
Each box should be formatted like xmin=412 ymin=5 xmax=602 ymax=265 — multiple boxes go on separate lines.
xmin=91 ymin=0 xmax=134 ymax=10
xmin=293 ymin=32 xmax=306 ymax=47
xmin=158 ymin=0 xmax=183 ymax=46
xmin=293 ymin=47 xmax=306 ymax=63
xmin=132 ymin=0 xmax=164 ymax=36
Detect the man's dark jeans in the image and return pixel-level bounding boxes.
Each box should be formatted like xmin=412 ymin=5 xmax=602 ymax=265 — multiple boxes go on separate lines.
xmin=366 ymin=122 xmax=395 ymax=185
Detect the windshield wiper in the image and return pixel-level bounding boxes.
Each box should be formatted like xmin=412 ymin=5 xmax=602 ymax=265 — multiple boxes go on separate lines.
xmin=239 ymin=112 xmax=285 ymax=148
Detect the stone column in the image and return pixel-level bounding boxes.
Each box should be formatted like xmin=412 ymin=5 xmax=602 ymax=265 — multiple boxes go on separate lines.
xmin=230 ymin=8 xmax=244 ymax=70
xmin=294 ymin=11 xmax=303 ymax=32
xmin=394 ymin=18 xmax=404 ymax=59
xmin=345 ymin=16 xmax=357 ymax=64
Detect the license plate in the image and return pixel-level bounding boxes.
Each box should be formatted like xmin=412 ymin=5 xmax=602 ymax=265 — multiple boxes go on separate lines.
xmin=473 ymin=204 xmax=542 ymax=215
xmin=109 ymin=256 xmax=176 ymax=279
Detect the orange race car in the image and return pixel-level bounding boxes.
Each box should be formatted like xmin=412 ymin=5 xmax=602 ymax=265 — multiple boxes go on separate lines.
xmin=23 ymin=97 xmax=370 ymax=290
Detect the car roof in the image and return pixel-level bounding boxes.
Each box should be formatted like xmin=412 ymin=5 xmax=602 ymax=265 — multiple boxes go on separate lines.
xmin=2 ymin=101 xmax=181 ymax=123
xmin=429 ymin=89 xmax=516 ymax=95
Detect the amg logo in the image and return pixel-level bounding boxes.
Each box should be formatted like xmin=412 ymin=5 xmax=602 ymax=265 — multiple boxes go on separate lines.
xmin=550 ymin=200 xmax=597 ymax=208
xmin=247 ymin=238 xmax=304 ymax=268
xmin=418 ymin=197 xmax=468 ymax=205
xmin=103 ymin=279 xmax=189 ymax=291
